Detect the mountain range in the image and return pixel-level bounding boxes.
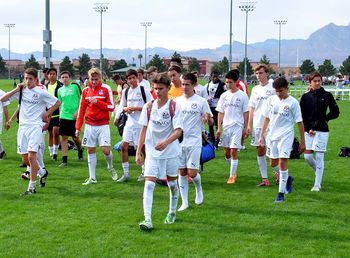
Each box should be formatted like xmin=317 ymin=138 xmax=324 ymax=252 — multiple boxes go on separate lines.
xmin=1 ymin=22 xmax=350 ymax=67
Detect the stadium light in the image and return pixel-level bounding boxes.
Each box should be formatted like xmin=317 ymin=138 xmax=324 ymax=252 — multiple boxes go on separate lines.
xmin=229 ymin=0 xmax=233 ymax=72
xmin=4 ymin=23 xmax=15 ymax=79
xmin=274 ymin=20 xmax=287 ymax=73
xmin=94 ymin=3 xmax=109 ymax=75
xmin=140 ymin=22 xmax=152 ymax=68
xmin=239 ymin=2 xmax=256 ymax=83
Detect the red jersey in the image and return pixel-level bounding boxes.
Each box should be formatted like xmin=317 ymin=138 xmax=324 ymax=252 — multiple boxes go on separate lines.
xmin=76 ymin=82 xmax=114 ymax=130
xmin=236 ymin=80 xmax=249 ymax=95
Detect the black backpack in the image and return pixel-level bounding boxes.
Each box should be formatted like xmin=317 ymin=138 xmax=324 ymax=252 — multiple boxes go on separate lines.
xmin=290 ymin=138 xmax=301 ymax=159
xmin=339 ymin=147 xmax=350 ymax=157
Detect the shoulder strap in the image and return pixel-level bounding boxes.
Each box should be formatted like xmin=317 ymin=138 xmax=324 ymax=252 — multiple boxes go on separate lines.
xmin=169 ymin=99 xmax=176 ymax=119
xmin=146 ymin=100 xmax=154 ymax=121
xmin=140 ymin=86 xmax=147 ymax=103
xmin=19 ymin=87 xmax=23 ymax=105
xmin=124 ymin=87 xmax=129 ymax=104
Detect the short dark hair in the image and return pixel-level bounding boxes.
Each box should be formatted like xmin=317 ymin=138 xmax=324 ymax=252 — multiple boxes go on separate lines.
xmin=42 ymin=68 xmax=49 ymax=74
xmin=170 ymin=57 xmax=182 ymax=65
xmin=308 ymin=71 xmax=322 ymax=82
xmin=126 ymin=69 xmax=138 ymax=78
xmin=225 ymin=70 xmax=239 ymax=81
xmin=168 ymin=65 xmax=181 ymax=74
xmin=254 ymin=64 xmax=269 ymax=73
xmin=137 ymin=68 xmax=144 ymax=75
xmin=24 ymin=68 xmax=38 ymax=79
xmin=273 ymin=77 xmax=289 ymax=89
xmin=183 ymin=73 xmax=197 ymax=85
xmin=47 ymin=67 xmax=57 ymax=74
xmin=153 ymin=72 xmax=171 ymax=87
xmin=60 ymin=71 xmax=71 ymax=77
xmin=232 ymin=68 xmax=240 ymax=76
xmin=112 ymin=74 xmax=121 ymax=81
xmin=211 ymin=70 xmax=220 ymax=76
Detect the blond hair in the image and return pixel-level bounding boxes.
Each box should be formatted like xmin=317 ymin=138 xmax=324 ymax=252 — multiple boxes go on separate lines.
xmin=88 ymin=67 xmax=102 ymax=78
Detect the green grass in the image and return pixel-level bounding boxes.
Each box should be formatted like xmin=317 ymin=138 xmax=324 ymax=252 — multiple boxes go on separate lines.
xmin=0 ymin=80 xmax=350 ymax=257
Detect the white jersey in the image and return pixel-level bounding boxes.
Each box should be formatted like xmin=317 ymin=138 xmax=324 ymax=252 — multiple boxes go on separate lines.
xmin=248 ymin=82 xmax=275 ymax=128
xmin=120 ymin=85 xmax=153 ymax=129
xmin=139 ymin=79 xmax=151 ymax=91
xmin=216 ymin=90 xmax=249 ymax=130
xmin=194 ymin=84 xmax=208 ymax=99
xmin=12 ymin=86 xmax=58 ymax=127
xmin=264 ymin=95 xmax=302 ymax=141
xmin=0 ymin=89 xmax=10 ymax=119
xmin=139 ymin=99 xmax=183 ymax=159
xmin=176 ymin=94 xmax=212 ymax=147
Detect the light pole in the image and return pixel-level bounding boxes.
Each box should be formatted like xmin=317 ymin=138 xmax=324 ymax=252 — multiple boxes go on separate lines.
xmin=239 ymin=2 xmax=256 ymax=83
xmin=4 ymin=23 xmax=15 ymax=79
xmin=229 ymin=0 xmax=233 ymax=72
xmin=140 ymin=22 xmax=152 ymax=68
xmin=274 ymin=20 xmax=287 ymax=73
xmin=94 ymin=2 xmax=109 ymax=75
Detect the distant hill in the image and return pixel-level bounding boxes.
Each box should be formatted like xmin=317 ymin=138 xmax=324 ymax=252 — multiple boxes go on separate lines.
xmin=1 ymin=22 xmax=350 ymax=67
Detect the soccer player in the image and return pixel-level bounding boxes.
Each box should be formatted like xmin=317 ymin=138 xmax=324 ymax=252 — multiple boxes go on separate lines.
xmin=216 ymin=70 xmax=249 ymax=184
xmin=232 ymin=68 xmax=249 ymax=95
xmin=137 ymin=68 xmax=151 ymax=90
xmin=75 ymin=68 xmax=117 ymax=185
xmin=245 ymin=64 xmax=277 ymax=186
xmin=136 ymin=72 xmax=183 ymax=231
xmin=118 ymin=69 xmax=153 ymax=182
xmin=168 ymin=65 xmax=183 ymax=99
xmin=176 ymin=73 xmax=213 ymax=211
xmin=258 ymin=77 xmax=305 ymax=202
xmin=57 ymin=71 xmax=83 ymax=167
xmin=0 ymin=89 xmax=10 ymax=159
xmin=192 ymin=71 xmax=209 ymax=99
xmin=0 ymin=68 xmax=60 ymax=195
xmin=300 ymin=72 xmax=339 ymax=191
xmin=45 ymin=68 xmax=63 ymax=160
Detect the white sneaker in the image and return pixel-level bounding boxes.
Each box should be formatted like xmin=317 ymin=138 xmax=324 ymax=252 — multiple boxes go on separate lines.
xmin=178 ymin=203 xmax=189 ymax=212
xmin=137 ymin=173 xmax=145 ymax=182
xmin=109 ymin=168 xmax=118 ymax=181
xmin=117 ymin=175 xmax=130 ymax=183
xmin=82 ymin=178 xmax=97 ymax=185
xmin=311 ymin=185 xmax=321 ymax=192
xmin=139 ymin=219 xmax=153 ymax=231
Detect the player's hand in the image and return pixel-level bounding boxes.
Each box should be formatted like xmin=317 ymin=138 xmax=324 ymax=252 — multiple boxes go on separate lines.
xmin=299 ymin=141 xmax=306 ymax=153
xmin=244 ymin=127 xmax=251 ymax=139
xmin=42 ymin=112 xmax=50 ymax=123
xmin=75 ymin=130 xmax=80 ymax=137
xmin=135 ymin=153 xmax=144 ymax=166
xmin=258 ymin=137 xmax=265 ymax=147
xmin=5 ymin=121 xmax=11 ymax=130
xmin=16 ymin=83 xmax=25 ymax=91
xmin=215 ymin=129 xmax=221 ymax=140
xmin=155 ymin=141 xmax=167 ymax=151
xmin=202 ymin=113 xmax=211 ymax=124
xmin=42 ymin=123 xmax=49 ymax=132
xmin=309 ymin=130 xmax=316 ymax=136
xmin=88 ymin=97 xmax=97 ymax=104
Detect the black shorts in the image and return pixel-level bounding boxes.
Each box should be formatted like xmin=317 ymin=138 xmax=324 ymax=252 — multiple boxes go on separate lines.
xmin=59 ymin=119 xmax=76 ymax=137
xmin=48 ymin=116 xmax=60 ymax=131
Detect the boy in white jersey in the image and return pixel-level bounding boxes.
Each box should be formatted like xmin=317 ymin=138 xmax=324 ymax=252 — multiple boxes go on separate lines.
xmin=0 ymin=89 xmax=10 ymax=159
xmin=245 ymin=64 xmax=277 ymax=186
xmin=119 ymin=69 xmax=153 ymax=183
xmin=176 ymin=73 xmax=213 ymax=211
xmin=258 ymin=77 xmax=305 ymax=202
xmin=216 ymin=70 xmax=249 ymax=184
xmin=0 ymin=68 xmax=60 ymax=195
xmin=136 ymin=73 xmax=183 ymax=231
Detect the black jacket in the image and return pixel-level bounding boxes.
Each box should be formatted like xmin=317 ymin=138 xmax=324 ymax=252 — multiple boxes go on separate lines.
xmin=300 ymin=87 xmax=340 ymax=132
xmin=206 ymin=80 xmax=226 ymax=99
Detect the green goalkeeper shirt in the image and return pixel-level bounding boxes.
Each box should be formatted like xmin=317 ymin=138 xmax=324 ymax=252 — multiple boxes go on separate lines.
xmin=57 ymin=83 xmax=82 ymax=120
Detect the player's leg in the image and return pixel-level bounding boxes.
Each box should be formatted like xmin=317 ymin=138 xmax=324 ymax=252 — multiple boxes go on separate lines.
xmin=165 ymin=157 xmax=179 ymax=224
xmin=99 ymin=125 xmax=117 ymax=181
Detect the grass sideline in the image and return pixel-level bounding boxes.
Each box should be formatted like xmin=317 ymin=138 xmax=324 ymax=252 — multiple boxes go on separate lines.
xmin=0 ymin=80 xmax=350 ymax=257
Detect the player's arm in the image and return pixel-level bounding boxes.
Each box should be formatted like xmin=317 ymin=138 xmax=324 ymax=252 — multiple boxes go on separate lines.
xmin=5 ymin=106 xmax=18 ymax=130
xmin=1 ymin=83 xmax=23 ymax=102
xmin=43 ymin=100 xmax=61 ymax=123
xmin=216 ymin=112 xmax=224 ymax=140
xmin=258 ymin=117 xmax=269 ymax=147
xmin=243 ymin=110 xmax=249 ymax=130
xmin=136 ymin=126 xmax=147 ymax=166
xmin=75 ymin=91 xmax=88 ymax=136
xmin=96 ymin=88 xmax=115 ymax=112
xmin=155 ymin=128 xmax=182 ymax=152
xmin=297 ymin=121 xmax=306 ymax=153
xmin=245 ymin=107 xmax=255 ymax=138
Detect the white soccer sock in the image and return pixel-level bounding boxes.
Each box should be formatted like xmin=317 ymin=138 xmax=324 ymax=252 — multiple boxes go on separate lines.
xmin=192 ymin=174 xmax=203 ymax=205
xmin=278 ymin=170 xmax=289 ymax=193
xmin=315 ymin=152 xmax=325 ymax=187
xmin=88 ymin=153 xmax=97 ymax=180
xmin=53 ymin=144 xmax=59 ymax=155
xmin=143 ymin=181 xmax=155 ymax=221
xmin=38 ymin=166 xmax=46 ymax=177
xmin=0 ymin=140 xmax=3 ymax=153
xmin=167 ymin=180 xmax=179 ymax=214
xmin=178 ymin=175 xmax=189 ymax=208
xmin=230 ymin=159 xmax=238 ymax=177
xmin=28 ymin=180 xmax=36 ymax=190
xmin=141 ymin=164 xmax=145 ymax=174
xmin=304 ymin=153 xmax=316 ymax=172
xmin=37 ymin=145 xmax=45 ymax=169
xmin=49 ymin=146 xmax=54 ymax=156
xmin=225 ymin=157 xmax=231 ymax=166
xmin=257 ymin=155 xmax=268 ymax=179
xmin=122 ymin=162 xmax=129 ymax=177
xmin=26 ymin=165 xmax=30 ymax=172
xmin=104 ymin=151 xmax=113 ymax=169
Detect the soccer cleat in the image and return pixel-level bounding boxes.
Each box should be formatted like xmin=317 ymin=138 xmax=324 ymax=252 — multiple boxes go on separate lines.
xmin=137 ymin=173 xmax=145 ymax=182
xmin=164 ymin=213 xmax=176 ymax=224
xmin=19 ymin=163 xmax=27 ymax=168
xmin=58 ymin=162 xmax=67 ymax=168
xmin=257 ymin=178 xmax=270 ymax=187
xmin=82 ymin=178 xmax=97 ymax=185
xmin=52 ymin=154 xmax=58 ymax=161
xmin=39 ymin=170 xmax=49 ymax=188
xmin=274 ymin=172 xmax=280 ymax=185
xmin=109 ymin=168 xmax=118 ymax=181
xmin=21 ymin=171 xmax=30 ymax=180
xmin=311 ymin=185 xmax=321 ymax=192
xmin=285 ymin=176 xmax=293 ymax=194
xmin=274 ymin=192 xmax=285 ymax=203
xmin=139 ymin=219 xmax=153 ymax=231
xmin=178 ymin=204 xmax=189 ymax=212
xmin=227 ymin=175 xmax=237 ymax=184
xmin=116 ymin=175 xmax=129 ymax=183
xmin=21 ymin=188 xmax=36 ymax=196
xmin=0 ymin=151 xmax=6 ymax=160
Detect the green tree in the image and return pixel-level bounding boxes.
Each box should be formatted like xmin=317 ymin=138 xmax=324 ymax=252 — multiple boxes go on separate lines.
xmin=147 ymin=54 xmax=167 ymax=72
xmin=111 ymin=59 xmax=127 ymax=71
xmin=238 ymin=58 xmax=253 ymax=78
xmin=188 ymin=58 xmax=201 ymax=72
xmin=24 ymin=54 xmax=41 ymax=70
xmin=259 ymin=54 xmax=274 ymax=74
xmin=318 ymin=59 xmax=336 ymax=77
xmin=59 ymin=56 xmax=75 ymax=77
xmin=94 ymin=56 xmax=111 ymax=78
xmin=0 ymin=54 xmax=7 ymax=76
xmin=339 ymin=56 xmax=350 ymax=76
xmin=76 ymin=53 xmax=92 ymax=76
xmin=211 ymin=56 xmax=230 ymax=75
xmin=137 ymin=54 xmax=143 ymax=68
xmin=299 ymin=59 xmax=315 ymax=75
xmin=171 ymin=51 xmax=182 ymax=59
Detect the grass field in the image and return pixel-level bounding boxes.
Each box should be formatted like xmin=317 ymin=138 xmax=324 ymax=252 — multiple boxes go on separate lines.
xmin=0 ymin=79 xmax=349 ymax=257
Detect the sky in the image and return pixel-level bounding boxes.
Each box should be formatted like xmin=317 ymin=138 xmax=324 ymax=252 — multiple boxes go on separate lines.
xmin=1 ymin=0 xmax=350 ymax=54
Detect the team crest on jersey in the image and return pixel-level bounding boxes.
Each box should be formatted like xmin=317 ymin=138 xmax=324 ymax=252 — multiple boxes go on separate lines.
xmin=266 ymin=90 xmax=273 ymax=96
xmin=236 ymin=98 xmax=241 ymax=103
xmin=98 ymin=89 xmax=104 ymax=95
xmin=283 ymin=105 xmax=290 ymax=112
xmin=136 ymin=92 xmax=142 ymax=98
xmin=32 ymin=94 xmax=39 ymax=100
xmin=163 ymin=112 xmax=170 ymax=119
xmin=191 ymin=103 xmax=197 ymax=109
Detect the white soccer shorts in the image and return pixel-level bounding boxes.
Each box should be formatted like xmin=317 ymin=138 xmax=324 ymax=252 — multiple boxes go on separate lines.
xmin=222 ymin=124 xmax=243 ymax=149
xmin=82 ymin=124 xmax=111 ymax=147
xmin=266 ymin=133 xmax=294 ymax=159
xmin=179 ymin=146 xmax=201 ymax=169
xmin=122 ymin=126 xmax=141 ymax=147
xmin=250 ymin=127 xmax=266 ymax=147
xmin=144 ymin=157 xmax=179 ymax=179
xmin=17 ymin=125 xmax=43 ymax=154
xmin=305 ymin=131 xmax=329 ymax=152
